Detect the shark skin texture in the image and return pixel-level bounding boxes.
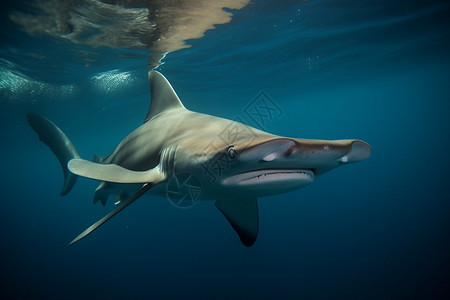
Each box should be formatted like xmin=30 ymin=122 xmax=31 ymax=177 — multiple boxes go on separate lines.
xmin=27 ymin=71 xmax=372 ymax=247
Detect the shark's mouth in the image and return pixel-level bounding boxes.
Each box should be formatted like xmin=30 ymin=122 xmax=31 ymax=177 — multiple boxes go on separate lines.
xmin=222 ymin=169 xmax=314 ymax=188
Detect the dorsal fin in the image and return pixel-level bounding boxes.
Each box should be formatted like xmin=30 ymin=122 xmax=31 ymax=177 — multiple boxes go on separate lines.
xmin=144 ymin=71 xmax=185 ymax=123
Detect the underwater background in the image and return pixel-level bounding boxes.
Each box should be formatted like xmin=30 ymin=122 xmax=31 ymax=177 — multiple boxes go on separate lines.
xmin=1 ymin=0 xmax=449 ymax=298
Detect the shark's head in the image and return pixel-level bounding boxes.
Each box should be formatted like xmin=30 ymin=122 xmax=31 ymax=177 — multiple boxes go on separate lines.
xmin=173 ymin=132 xmax=372 ymax=199
xmin=222 ymin=137 xmax=371 ymax=196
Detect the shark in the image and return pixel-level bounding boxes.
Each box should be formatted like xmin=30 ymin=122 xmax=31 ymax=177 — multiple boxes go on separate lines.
xmin=27 ymin=70 xmax=372 ymax=246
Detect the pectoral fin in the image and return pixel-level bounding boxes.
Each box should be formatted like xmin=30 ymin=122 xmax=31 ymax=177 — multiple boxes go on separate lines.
xmin=215 ymin=198 xmax=259 ymax=247
xmin=68 ymin=159 xmax=166 ymax=184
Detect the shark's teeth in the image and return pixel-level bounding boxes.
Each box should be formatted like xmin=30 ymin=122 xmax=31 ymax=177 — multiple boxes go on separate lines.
xmin=246 ymin=170 xmax=313 ymax=183
xmin=222 ymin=169 xmax=314 ymax=187
xmin=254 ymin=170 xmax=312 ymax=179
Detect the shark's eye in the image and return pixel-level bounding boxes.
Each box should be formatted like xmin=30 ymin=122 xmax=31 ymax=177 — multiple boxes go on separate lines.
xmin=227 ymin=146 xmax=237 ymax=159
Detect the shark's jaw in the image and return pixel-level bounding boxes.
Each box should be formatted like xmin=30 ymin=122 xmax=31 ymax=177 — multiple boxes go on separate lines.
xmin=222 ymin=168 xmax=314 ymax=195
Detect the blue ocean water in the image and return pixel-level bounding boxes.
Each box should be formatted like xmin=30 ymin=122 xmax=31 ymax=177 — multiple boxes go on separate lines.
xmin=1 ymin=0 xmax=450 ymax=299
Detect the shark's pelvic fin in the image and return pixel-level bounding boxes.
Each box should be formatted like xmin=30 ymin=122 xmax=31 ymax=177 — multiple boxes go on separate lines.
xmin=94 ymin=182 xmax=109 ymax=206
xmin=70 ymin=183 xmax=153 ymax=245
xmin=216 ymin=198 xmax=259 ymax=247
xmin=144 ymin=70 xmax=186 ymax=123
xmin=27 ymin=114 xmax=80 ymax=196
xmin=68 ymin=159 xmax=166 ymax=184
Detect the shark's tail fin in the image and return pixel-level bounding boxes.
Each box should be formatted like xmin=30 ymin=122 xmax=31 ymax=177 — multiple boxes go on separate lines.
xmin=27 ymin=114 xmax=80 ymax=195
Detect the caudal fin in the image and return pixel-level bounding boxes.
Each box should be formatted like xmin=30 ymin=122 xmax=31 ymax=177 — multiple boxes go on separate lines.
xmin=27 ymin=114 xmax=80 ymax=195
